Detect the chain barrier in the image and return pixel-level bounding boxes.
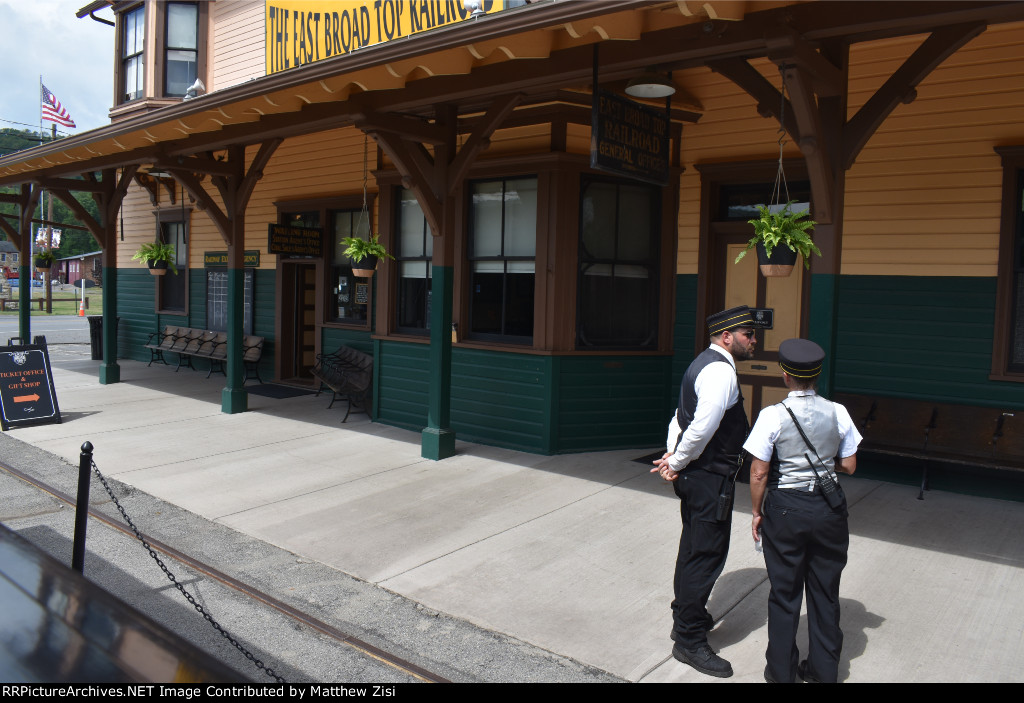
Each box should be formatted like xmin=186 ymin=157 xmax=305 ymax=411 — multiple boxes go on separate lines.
xmin=90 ymin=459 xmax=287 ymax=684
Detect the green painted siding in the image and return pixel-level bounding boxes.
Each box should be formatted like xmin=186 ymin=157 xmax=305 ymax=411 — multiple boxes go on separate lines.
xmin=252 ymin=269 xmax=276 ymax=380
xmin=376 ymin=340 xmax=430 ymax=431
xmin=322 ymin=328 xmax=373 ymax=355
xmin=451 ymin=348 xmax=548 ymax=453
xmin=835 ymin=275 xmax=1023 ymax=409
xmin=672 ymin=274 xmax=699 ymax=407
xmin=115 ymin=268 xmax=157 ymax=362
xmin=556 ymin=355 xmax=671 ymax=452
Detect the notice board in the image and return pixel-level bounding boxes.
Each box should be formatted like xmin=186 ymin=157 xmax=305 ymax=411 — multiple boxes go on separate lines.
xmin=0 ymin=344 xmax=61 ymax=430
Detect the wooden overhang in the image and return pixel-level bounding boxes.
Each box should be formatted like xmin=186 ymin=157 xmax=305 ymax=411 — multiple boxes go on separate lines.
xmin=4 ymin=1 xmax=1024 ymax=191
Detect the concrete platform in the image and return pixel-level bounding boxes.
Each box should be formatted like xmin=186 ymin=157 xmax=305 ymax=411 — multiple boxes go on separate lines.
xmin=4 ymin=354 xmax=1024 ymax=682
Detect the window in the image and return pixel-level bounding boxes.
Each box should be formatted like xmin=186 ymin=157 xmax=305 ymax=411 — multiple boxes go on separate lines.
xmin=468 ymin=177 xmax=537 ymax=342
xmin=577 ymin=178 xmax=660 ymax=349
xmin=157 ymin=219 xmax=188 ymax=313
xmin=330 ymin=210 xmax=371 ymax=324
xmin=994 ymin=147 xmax=1024 ymax=379
xmin=206 ymin=268 xmax=254 ymax=335
xmin=122 ymin=5 xmax=145 ymax=102
xmin=165 ymin=2 xmax=198 ymax=96
xmin=395 ymin=188 xmax=432 ymax=333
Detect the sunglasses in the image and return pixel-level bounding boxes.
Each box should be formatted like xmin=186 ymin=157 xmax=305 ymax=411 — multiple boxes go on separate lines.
xmin=736 ymin=329 xmax=757 ymax=340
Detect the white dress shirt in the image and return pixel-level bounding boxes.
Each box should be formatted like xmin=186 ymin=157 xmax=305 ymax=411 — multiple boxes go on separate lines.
xmin=742 ymin=389 xmax=862 ymax=463
xmin=664 ymin=344 xmax=740 ymax=472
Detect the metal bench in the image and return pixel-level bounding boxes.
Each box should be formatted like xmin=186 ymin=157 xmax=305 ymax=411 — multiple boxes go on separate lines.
xmin=310 ymin=345 xmax=373 ymax=422
xmin=144 ymin=326 xmax=264 ymax=384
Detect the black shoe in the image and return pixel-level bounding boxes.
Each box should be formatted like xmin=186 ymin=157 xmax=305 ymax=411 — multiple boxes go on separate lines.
xmin=672 ymin=644 xmax=733 ymax=678
xmin=797 ymin=660 xmax=820 ymax=683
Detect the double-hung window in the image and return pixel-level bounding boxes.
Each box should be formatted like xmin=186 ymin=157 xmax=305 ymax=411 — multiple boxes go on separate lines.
xmin=577 ymin=178 xmax=660 ymax=349
xmin=122 ymin=5 xmax=145 ymax=102
xmin=165 ymin=2 xmax=199 ymax=96
xmin=468 ymin=177 xmax=537 ymax=342
xmin=395 ymin=188 xmax=432 ymax=333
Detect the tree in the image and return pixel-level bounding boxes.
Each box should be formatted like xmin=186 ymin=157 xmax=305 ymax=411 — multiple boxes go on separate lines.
xmin=1 ymin=128 xmax=103 ymax=257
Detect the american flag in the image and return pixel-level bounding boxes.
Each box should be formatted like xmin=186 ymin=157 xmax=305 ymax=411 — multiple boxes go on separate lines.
xmin=41 ymin=84 xmax=76 ymax=128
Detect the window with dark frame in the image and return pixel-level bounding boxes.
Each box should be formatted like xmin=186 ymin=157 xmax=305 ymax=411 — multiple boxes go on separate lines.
xmin=577 ymin=178 xmax=660 ymax=350
xmin=164 ymin=2 xmax=199 ymax=97
xmin=1009 ymin=168 xmax=1024 ymax=373
xmin=468 ymin=177 xmax=537 ymax=342
xmin=395 ymin=188 xmax=432 ymax=333
xmin=330 ymin=209 xmax=371 ymax=324
xmin=121 ymin=5 xmax=145 ymax=102
xmin=157 ymin=219 xmax=188 ymax=313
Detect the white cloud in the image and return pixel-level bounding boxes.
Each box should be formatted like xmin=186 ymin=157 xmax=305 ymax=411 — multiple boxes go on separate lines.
xmin=0 ymin=1 xmax=115 ymax=134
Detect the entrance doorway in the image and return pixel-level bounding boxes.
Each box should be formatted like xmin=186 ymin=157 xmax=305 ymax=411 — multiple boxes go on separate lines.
xmin=279 ymin=260 xmax=318 ymax=384
xmin=699 ymin=165 xmax=811 ymax=423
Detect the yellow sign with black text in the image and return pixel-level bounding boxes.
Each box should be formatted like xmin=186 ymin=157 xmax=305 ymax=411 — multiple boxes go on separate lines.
xmin=266 ymin=1 xmax=506 ymax=75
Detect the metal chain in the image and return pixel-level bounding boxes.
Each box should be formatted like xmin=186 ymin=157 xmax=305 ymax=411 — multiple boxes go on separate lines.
xmin=90 ymin=460 xmax=287 ymax=684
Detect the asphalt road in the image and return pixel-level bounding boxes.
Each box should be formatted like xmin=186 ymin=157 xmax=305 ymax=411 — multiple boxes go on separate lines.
xmin=0 ymin=314 xmax=91 ymax=345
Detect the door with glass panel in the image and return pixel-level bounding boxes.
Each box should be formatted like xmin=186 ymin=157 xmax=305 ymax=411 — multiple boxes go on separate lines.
xmin=708 ymin=180 xmax=811 ymax=422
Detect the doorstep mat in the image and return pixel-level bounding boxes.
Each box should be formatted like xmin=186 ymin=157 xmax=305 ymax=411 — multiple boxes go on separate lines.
xmin=245 ymin=383 xmax=316 ymax=399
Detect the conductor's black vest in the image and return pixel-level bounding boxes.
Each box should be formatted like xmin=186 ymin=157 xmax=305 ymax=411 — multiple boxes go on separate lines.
xmin=675 ymin=347 xmax=749 ymax=477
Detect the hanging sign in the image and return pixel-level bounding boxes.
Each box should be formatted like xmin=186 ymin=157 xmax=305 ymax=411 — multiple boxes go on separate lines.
xmin=0 ymin=343 xmax=61 ymax=431
xmin=265 ymin=1 xmax=508 ymax=75
xmin=750 ymin=308 xmax=774 ymax=329
xmin=267 ymin=224 xmax=323 ymax=257
xmin=591 ymin=89 xmax=670 ymax=186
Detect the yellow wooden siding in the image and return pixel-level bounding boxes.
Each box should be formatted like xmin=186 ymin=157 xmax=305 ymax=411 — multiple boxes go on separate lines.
xmin=211 ymin=0 xmax=265 ymax=91
xmin=673 ymin=22 xmax=1024 ymax=277
xmin=482 ymin=124 xmax=551 ymax=159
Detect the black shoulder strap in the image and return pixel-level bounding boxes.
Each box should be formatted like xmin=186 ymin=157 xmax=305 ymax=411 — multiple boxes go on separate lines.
xmin=782 ymin=404 xmax=831 ymax=482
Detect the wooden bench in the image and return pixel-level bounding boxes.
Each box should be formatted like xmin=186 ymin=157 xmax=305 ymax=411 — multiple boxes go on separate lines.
xmin=832 ymin=392 xmax=1024 ymax=498
xmin=145 ymin=326 xmax=264 ymax=383
xmin=310 ymin=345 xmax=373 ymax=422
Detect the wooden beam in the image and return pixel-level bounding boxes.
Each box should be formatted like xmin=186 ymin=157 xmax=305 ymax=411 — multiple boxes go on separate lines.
xmin=843 ymin=22 xmax=986 ymax=169
xmin=157 ymin=155 xmax=237 ymax=178
xmin=166 ymin=167 xmax=230 ymax=243
xmin=765 ymin=33 xmax=844 ymax=97
xmin=706 ymin=57 xmax=801 ymax=141
xmin=353 ymin=111 xmax=448 ymax=145
xmin=781 ymin=64 xmax=834 ymax=224
xmin=236 ymin=139 xmax=283 ymax=215
xmin=34 ymin=177 xmax=106 ymax=193
xmin=46 ymin=187 xmax=103 ymax=248
xmin=448 ymin=94 xmax=521 ymax=192
xmin=370 ymin=132 xmax=442 ymax=235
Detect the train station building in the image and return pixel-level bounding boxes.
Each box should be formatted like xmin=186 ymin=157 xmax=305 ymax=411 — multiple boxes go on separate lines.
xmin=1 ymin=0 xmax=1022 ymax=467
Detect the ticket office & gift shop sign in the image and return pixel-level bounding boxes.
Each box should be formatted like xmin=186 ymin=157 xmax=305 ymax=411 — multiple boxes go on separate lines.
xmin=0 ymin=345 xmax=61 ymax=431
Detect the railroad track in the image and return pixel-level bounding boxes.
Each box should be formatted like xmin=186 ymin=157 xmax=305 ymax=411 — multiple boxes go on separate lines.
xmin=0 ymin=459 xmax=450 ymax=684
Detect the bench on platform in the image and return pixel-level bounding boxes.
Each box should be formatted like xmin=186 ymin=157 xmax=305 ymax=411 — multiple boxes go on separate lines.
xmin=145 ymin=326 xmax=264 ymax=384
xmin=832 ymin=392 xmax=1023 ymax=498
xmin=310 ymin=345 xmax=373 ymax=422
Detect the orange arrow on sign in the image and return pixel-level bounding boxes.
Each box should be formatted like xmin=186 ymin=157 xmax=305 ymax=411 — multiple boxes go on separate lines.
xmin=13 ymin=394 xmax=39 ymax=403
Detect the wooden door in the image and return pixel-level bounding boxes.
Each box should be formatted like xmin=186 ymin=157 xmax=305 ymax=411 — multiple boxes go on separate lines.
xmin=711 ymin=230 xmax=808 ymax=423
xmin=280 ymin=261 xmax=318 ymax=383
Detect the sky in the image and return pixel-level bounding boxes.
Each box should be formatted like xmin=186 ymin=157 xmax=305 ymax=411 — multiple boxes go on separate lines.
xmin=0 ymin=1 xmax=116 ymax=136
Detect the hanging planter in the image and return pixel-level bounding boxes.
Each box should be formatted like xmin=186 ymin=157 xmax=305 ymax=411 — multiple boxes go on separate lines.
xmin=734 ymin=67 xmax=821 ymax=278
xmin=132 ymin=241 xmax=178 ymax=276
xmin=756 ymin=241 xmax=798 ymax=277
xmin=34 ymin=250 xmax=56 ymax=271
xmin=735 ymin=202 xmax=820 ymax=276
xmin=342 ymin=235 xmax=392 ymax=278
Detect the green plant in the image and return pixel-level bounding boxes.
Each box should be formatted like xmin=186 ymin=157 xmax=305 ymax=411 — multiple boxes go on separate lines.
xmin=340 ymin=234 xmax=393 ymax=264
xmin=132 ymin=241 xmax=178 ymax=274
xmin=34 ymin=249 xmax=56 ymax=266
xmin=735 ymin=202 xmax=821 ymax=269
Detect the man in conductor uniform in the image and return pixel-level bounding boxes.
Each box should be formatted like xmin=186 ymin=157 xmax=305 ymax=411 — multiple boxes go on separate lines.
xmin=652 ymin=305 xmax=758 ymax=678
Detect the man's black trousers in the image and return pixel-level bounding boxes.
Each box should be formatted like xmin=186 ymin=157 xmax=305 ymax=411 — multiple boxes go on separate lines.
xmin=671 ymin=468 xmax=732 ymax=647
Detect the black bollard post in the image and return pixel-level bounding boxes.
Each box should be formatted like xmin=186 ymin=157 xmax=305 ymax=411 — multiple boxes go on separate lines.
xmin=72 ymin=441 xmax=93 ymax=573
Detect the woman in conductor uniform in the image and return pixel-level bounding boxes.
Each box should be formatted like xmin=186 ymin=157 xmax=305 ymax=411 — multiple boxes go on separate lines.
xmin=744 ymin=338 xmax=862 ymax=683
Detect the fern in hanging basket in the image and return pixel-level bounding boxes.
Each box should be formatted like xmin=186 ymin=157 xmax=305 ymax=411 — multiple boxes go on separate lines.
xmin=735 ymin=201 xmax=821 ymax=269
xmin=132 ymin=241 xmax=178 ymax=274
xmin=341 ymin=234 xmax=394 ymax=264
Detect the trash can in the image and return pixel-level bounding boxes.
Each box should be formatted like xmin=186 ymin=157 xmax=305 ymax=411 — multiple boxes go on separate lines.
xmin=87 ymin=316 xmax=119 ymax=361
